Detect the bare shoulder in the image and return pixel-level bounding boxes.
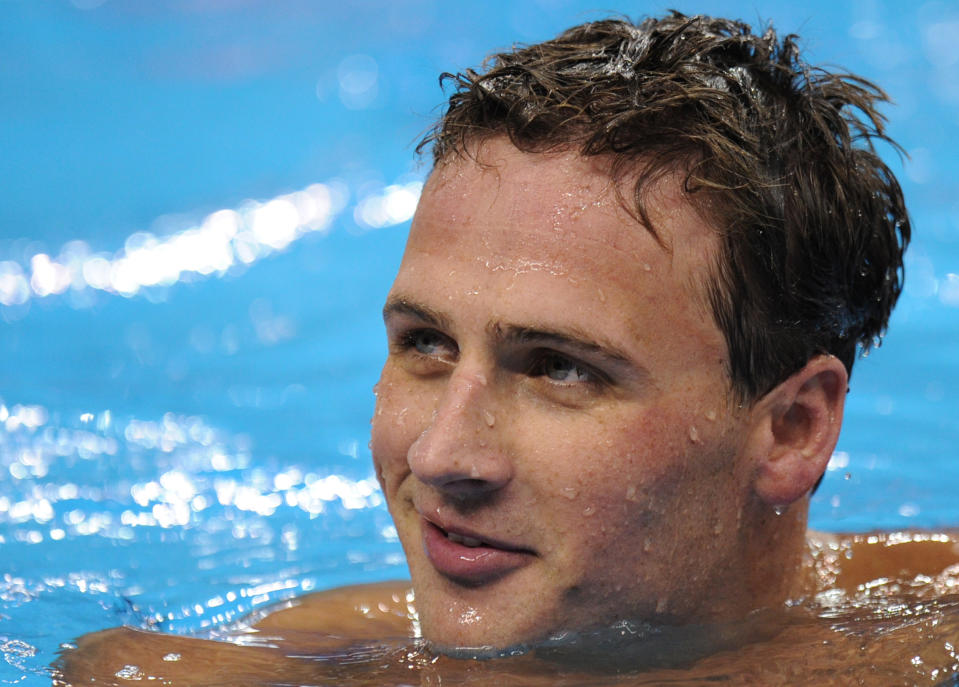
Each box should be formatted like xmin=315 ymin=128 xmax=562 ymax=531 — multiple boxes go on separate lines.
xmin=250 ymin=579 xmax=415 ymax=638
xmin=54 ymin=581 xmax=415 ymax=686
xmin=807 ymin=529 xmax=959 ymax=592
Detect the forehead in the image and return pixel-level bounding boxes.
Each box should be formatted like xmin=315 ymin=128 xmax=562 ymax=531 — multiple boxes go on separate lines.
xmin=414 ymin=139 xmax=718 ymax=304
xmin=395 ymin=138 xmax=729 ymax=379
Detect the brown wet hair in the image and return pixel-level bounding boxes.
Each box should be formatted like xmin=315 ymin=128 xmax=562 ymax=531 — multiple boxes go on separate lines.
xmin=417 ymin=11 xmax=910 ymax=403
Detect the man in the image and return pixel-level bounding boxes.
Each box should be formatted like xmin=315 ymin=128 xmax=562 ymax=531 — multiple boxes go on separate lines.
xmin=57 ymin=12 xmax=959 ymax=686
xmin=371 ymin=9 xmax=909 ymax=649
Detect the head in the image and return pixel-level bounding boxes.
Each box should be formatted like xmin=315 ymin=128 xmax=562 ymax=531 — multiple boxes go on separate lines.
xmin=422 ymin=11 xmax=909 ymax=403
xmin=370 ymin=13 xmax=909 ymax=650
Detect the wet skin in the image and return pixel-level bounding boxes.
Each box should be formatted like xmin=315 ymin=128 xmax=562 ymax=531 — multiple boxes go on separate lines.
xmin=370 ymin=137 xmax=818 ymax=649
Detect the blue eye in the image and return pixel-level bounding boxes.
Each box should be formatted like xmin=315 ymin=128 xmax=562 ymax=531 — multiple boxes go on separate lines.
xmin=539 ymin=353 xmax=593 ymax=384
xmin=412 ymin=330 xmax=446 ymax=355
xmin=399 ymin=329 xmax=457 ymax=362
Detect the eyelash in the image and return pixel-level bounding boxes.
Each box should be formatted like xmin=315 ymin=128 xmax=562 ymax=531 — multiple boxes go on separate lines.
xmin=395 ymin=328 xmax=457 ymax=361
xmin=528 ymin=350 xmax=606 ymax=390
xmin=393 ymin=328 xmax=605 ymax=390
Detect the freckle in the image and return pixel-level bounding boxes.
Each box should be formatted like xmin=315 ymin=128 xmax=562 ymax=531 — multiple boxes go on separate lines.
xmin=688 ymin=425 xmax=700 ymax=443
xmin=562 ymin=487 xmax=578 ymax=500
xmin=483 ymin=410 xmax=495 ymax=427
xmin=705 ymin=409 xmax=717 ymax=421
xmin=583 ymin=505 xmax=595 ymax=516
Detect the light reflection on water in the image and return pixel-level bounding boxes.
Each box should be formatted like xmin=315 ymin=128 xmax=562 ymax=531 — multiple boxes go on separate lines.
xmin=0 ymin=180 xmax=421 ymax=311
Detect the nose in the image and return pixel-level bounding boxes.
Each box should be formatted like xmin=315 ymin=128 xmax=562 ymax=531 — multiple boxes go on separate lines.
xmin=407 ymin=369 xmax=512 ymax=498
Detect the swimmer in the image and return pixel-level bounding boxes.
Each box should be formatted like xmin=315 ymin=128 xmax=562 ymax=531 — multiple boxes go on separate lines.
xmin=55 ymin=12 xmax=959 ymax=686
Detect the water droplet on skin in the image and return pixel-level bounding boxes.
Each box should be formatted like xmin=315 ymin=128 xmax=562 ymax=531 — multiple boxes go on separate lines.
xmin=115 ymin=665 xmax=144 ymax=680
xmin=713 ymin=521 xmax=723 ymax=535
xmin=688 ymin=425 xmax=700 ymax=443
xmin=483 ymin=410 xmax=495 ymax=427
xmin=470 ymin=464 xmax=481 ymax=479
xmin=583 ymin=505 xmax=595 ymax=516
xmin=597 ymin=287 xmax=606 ymax=303
xmin=643 ymin=263 xmax=652 ymax=272
xmin=773 ymin=504 xmax=787 ymax=516
xmin=655 ymin=597 xmax=668 ymax=614
xmin=704 ymin=409 xmax=717 ymax=421
xmin=162 ymin=653 xmax=181 ymax=662
xmin=562 ymin=487 xmax=578 ymax=500
xmin=643 ymin=537 xmax=652 ymax=552
xmin=475 ymin=373 xmax=487 ymax=386
xmin=844 ymin=472 xmax=851 ymax=480
xmin=625 ymin=485 xmax=640 ymax=502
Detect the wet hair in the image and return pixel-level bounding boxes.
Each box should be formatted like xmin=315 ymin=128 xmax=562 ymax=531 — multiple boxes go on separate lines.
xmin=417 ymin=11 xmax=910 ymax=402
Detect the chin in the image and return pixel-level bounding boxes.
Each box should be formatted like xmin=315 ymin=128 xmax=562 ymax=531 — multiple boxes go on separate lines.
xmin=413 ymin=585 xmax=561 ymax=653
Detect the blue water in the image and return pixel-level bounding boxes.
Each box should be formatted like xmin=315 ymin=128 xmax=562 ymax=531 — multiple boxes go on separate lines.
xmin=1 ymin=1 xmax=957 ymax=684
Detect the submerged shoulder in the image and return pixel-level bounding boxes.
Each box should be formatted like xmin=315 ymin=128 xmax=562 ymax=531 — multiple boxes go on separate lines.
xmin=54 ymin=625 xmax=291 ymax=686
xmin=54 ymin=581 xmax=415 ymax=686
xmin=807 ymin=530 xmax=959 ymax=592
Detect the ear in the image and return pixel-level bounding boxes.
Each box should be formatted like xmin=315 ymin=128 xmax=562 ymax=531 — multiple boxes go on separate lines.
xmin=746 ymin=354 xmax=848 ymax=507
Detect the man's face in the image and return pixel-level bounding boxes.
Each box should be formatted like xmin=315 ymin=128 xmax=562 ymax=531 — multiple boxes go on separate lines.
xmin=371 ymin=138 xmax=756 ymax=649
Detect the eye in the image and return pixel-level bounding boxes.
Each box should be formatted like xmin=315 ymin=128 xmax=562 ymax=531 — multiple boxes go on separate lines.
xmin=532 ymin=351 xmax=597 ymax=385
xmin=410 ymin=329 xmax=449 ymax=356
xmin=395 ymin=328 xmax=458 ymax=364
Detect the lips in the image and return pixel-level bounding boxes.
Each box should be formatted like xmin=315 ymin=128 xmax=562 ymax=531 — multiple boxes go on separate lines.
xmin=420 ymin=518 xmax=534 ymax=586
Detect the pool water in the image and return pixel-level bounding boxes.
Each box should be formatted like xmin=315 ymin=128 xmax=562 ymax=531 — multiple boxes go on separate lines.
xmin=1 ymin=1 xmax=957 ymax=684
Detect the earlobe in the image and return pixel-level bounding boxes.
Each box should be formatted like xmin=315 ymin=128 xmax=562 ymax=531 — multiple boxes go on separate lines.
xmin=748 ymin=355 xmax=848 ymax=507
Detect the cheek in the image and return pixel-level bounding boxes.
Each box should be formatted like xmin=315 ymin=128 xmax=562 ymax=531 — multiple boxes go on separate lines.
xmin=370 ymin=368 xmax=435 ymax=489
xmin=553 ymin=405 xmax=710 ymax=535
xmin=370 ymin=374 xmax=410 ymax=484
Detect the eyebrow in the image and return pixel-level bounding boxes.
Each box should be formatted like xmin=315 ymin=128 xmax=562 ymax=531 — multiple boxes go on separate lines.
xmin=497 ymin=325 xmax=634 ymax=369
xmin=383 ymin=296 xmax=646 ymax=378
xmin=382 ymin=298 xmax=453 ymax=332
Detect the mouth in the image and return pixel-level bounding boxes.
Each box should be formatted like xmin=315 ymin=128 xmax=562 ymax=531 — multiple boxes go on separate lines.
xmin=444 ymin=530 xmax=485 ymax=547
xmin=420 ymin=518 xmax=535 ymax=586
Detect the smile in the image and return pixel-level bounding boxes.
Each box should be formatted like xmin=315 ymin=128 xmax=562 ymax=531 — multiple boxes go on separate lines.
xmin=420 ymin=518 xmax=534 ymax=586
